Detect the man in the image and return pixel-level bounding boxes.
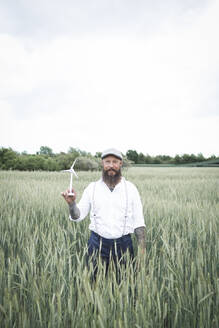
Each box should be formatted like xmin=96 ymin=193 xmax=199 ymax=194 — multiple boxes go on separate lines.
xmin=61 ymin=148 xmax=146 ymax=277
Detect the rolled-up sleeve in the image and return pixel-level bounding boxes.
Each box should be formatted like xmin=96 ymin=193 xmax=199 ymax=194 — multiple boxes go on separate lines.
xmin=69 ymin=184 xmax=92 ymax=222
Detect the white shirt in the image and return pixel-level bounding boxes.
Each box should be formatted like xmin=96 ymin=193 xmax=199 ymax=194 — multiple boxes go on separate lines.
xmin=69 ymin=177 xmax=145 ymax=239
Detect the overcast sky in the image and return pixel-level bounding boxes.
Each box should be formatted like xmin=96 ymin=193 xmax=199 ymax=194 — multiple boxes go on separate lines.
xmin=0 ymin=0 xmax=218 ymax=157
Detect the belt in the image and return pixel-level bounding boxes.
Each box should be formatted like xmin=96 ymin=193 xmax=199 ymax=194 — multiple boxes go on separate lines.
xmin=91 ymin=230 xmax=131 ymax=242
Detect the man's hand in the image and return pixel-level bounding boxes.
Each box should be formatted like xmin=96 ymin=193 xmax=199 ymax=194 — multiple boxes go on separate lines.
xmin=61 ymin=188 xmax=76 ymax=205
xmin=134 ymin=226 xmax=146 ymax=249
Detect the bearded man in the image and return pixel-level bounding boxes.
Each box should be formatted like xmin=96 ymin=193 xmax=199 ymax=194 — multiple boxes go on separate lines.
xmin=61 ymin=148 xmax=145 ymax=277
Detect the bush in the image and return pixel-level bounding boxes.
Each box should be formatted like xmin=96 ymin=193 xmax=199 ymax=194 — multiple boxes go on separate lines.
xmin=75 ymin=157 xmax=100 ymax=171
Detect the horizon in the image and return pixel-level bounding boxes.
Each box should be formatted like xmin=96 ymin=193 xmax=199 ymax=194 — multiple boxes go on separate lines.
xmin=1 ymin=145 xmax=218 ymax=158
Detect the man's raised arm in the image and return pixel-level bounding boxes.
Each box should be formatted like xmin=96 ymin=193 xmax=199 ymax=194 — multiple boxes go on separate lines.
xmin=68 ymin=201 xmax=80 ymax=220
xmin=61 ymin=189 xmax=80 ymax=220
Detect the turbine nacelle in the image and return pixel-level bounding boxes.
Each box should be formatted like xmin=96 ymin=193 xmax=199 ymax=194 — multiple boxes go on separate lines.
xmin=62 ymin=168 xmax=78 ymax=178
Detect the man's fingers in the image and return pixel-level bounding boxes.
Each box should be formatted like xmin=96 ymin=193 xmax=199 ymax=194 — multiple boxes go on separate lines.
xmin=61 ymin=189 xmax=76 ymax=203
xmin=61 ymin=191 xmax=69 ymax=198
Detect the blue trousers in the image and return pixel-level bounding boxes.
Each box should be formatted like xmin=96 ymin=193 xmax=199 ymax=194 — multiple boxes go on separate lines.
xmin=87 ymin=231 xmax=134 ymax=280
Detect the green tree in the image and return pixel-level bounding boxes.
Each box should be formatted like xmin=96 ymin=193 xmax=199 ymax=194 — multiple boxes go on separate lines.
xmin=196 ymin=153 xmax=205 ymax=162
xmin=68 ymin=147 xmax=91 ymax=157
xmin=95 ymin=152 xmax=102 ymax=158
xmin=181 ymin=154 xmax=190 ymax=163
xmin=208 ymin=154 xmax=216 ymax=160
xmin=75 ymin=157 xmax=100 ymax=171
xmin=0 ymin=148 xmax=18 ymax=169
xmin=144 ymin=154 xmax=152 ymax=164
xmin=173 ymin=155 xmax=182 ymax=164
xmin=20 ymin=155 xmax=41 ymax=171
xmin=138 ymin=152 xmax=146 ymax=164
xmin=126 ymin=150 xmax=139 ymax=164
xmin=153 ymin=156 xmax=162 ymax=164
xmin=158 ymin=155 xmax=172 ymax=163
xmin=38 ymin=146 xmax=54 ymax=157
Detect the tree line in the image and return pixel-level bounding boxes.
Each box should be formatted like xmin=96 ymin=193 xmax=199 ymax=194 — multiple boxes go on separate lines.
xmin=126 ymin=149 xmax=217 ymax=165
xmin=0 ymin=147 xmax=100 ymax=171
xmin=0 ymin=146 xmax=217 ymax=171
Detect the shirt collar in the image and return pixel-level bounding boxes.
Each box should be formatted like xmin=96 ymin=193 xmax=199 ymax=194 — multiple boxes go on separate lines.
xmin=100 ymin=176 xmax=124 ymax=189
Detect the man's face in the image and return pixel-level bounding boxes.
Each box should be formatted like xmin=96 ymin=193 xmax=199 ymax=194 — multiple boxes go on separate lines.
xmin=102 ymin=155 xmax=122 ymax=176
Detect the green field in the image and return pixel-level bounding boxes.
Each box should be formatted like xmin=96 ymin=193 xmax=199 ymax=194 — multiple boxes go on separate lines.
xmin=0 ymin=168 xmax=219 ymax=327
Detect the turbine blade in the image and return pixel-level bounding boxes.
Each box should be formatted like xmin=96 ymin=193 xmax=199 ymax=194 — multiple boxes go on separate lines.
xmin=71 ymin=158 xmax=77 ymax=169
xmin=72 ymin=169 xmax=78 ymax=178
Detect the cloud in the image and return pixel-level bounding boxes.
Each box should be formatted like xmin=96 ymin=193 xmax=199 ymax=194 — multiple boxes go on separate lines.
xmin=0 ymin=0 xmax=218 ymax=156
xmin=0 ymin=0 xmax=210 ymax=38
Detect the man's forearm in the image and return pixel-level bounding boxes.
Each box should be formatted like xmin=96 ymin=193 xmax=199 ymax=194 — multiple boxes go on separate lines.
xmin=134 ymin=226 xmax=146 ymax=249
xmin=69 ymin=201 xmax=80 ymax=220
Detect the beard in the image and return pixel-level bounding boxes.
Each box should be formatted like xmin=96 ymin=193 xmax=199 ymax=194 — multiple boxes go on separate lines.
xmin=102 ymin=168 xmax=122 ymax=186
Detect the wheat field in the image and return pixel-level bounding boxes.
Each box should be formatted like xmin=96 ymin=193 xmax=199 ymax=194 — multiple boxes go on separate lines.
xmin=0 ymin=168 xmax=218 ymax=327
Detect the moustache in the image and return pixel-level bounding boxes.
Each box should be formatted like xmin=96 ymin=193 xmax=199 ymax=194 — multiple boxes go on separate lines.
xmin=106 ymin=168 xmax=118 ymax=173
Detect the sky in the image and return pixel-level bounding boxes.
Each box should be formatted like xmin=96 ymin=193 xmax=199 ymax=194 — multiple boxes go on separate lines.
xmin=0 ymin=0 xmax=218 ymax=157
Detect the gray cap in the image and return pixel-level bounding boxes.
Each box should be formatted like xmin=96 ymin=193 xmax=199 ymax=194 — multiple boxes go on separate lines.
xmin=101 ymin=148 xmax=123 ymax=160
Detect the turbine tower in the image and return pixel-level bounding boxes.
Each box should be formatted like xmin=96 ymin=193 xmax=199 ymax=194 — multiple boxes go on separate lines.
xmin=62 ymin=159 xmax=78 ymax=196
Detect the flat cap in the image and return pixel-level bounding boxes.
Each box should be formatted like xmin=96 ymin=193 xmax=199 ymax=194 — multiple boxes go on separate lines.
xmin=101 ymin=148 xmax=123 ymax=160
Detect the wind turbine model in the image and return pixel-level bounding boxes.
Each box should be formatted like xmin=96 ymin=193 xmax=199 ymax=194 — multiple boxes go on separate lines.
xmin=62 ymin=159 xmax=78 ymax=196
